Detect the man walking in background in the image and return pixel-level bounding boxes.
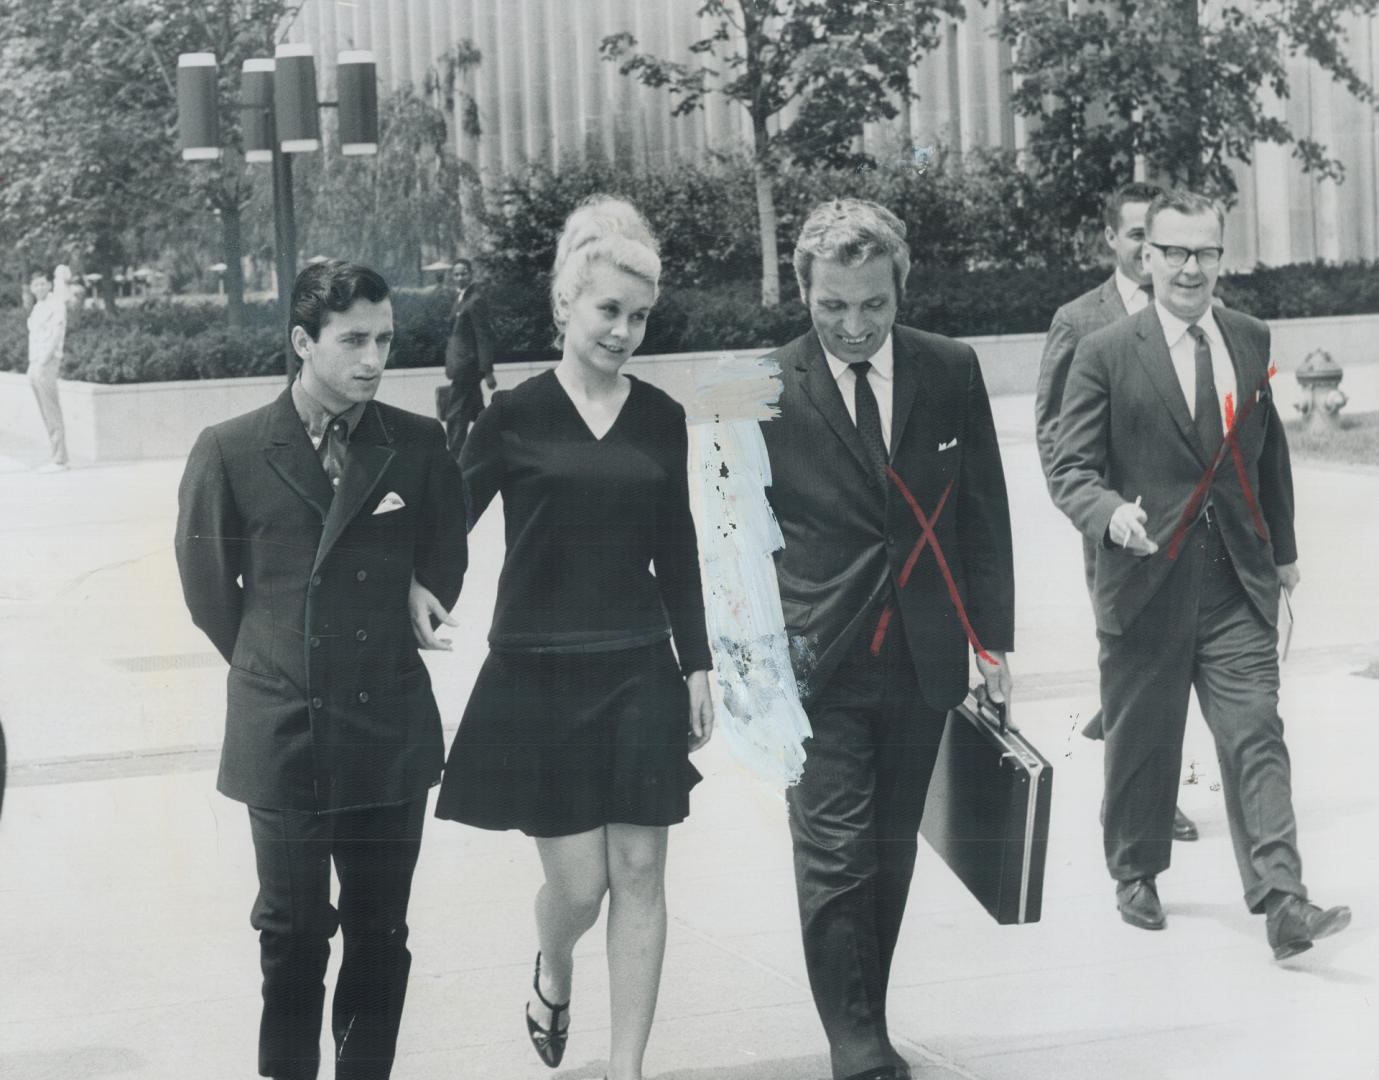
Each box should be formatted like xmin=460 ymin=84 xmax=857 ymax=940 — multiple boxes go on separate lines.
xmin=438 ymin=256 xmax=496 ymax=461
xmin=1035 ymin=182 xmax=1198 ymax=843
xmin=177 ymin=260 xmax=468 ymax=1078
xmin=26 ymin=266 xmax=71 ymax=473
xmin=1049 ymin=190 xmax=1349 ymax=958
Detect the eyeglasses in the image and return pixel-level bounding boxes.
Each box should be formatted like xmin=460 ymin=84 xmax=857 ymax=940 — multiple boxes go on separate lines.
xmin=1146 ymin=242 xmax=1223 ymax=269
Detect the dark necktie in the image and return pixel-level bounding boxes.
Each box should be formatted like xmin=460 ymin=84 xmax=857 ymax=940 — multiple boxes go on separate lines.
xmin=318 ymin=417 xmax=349 ymax=492
xmin=849 ymin=360 xmax=887 ymax=481
xmin=1139 ymin=282 xmax=1154 ymax=303
xmin=1188 ymin=325 xmax=1223 ymax=457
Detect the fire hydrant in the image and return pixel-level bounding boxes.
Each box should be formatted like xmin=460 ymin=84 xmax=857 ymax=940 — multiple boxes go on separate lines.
xmin=1294 ymin=349 xmax=1348 ymax=431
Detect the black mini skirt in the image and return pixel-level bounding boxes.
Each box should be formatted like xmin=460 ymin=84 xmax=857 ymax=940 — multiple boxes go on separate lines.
xmin=435 ymin=641 xmax=701 ymax=837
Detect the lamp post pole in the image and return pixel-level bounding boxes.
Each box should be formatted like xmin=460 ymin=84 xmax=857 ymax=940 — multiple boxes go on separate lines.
xmin=269 ymin=121 xmax=298 ymax=384
xmin=178 ymin=46 xmax=378 ymax=386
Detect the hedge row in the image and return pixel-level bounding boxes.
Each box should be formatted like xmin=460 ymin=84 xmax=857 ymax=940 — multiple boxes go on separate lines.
xmin=2 ymin=262 xmax=1376 ymax=385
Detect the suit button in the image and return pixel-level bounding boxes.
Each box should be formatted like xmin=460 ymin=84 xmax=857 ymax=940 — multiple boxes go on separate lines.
xmin=357 ymin=691 xmax=370 ymax=704
xmin=310 ymin=696 xmax=323 ymax=709
xmin=311 ymin=574 xmax=322 ymax=586
xmin=310 ymin=637 xmax=321 ymax=648
xmin=356 ymin=629 xmax=368 ymax=642
xmin=355 ymin=570 xmax=367 ymax=582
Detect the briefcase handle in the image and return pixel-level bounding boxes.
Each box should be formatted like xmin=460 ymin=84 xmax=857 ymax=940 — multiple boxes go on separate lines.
xmin=971 ymin=683 xmax=1008 ymax=734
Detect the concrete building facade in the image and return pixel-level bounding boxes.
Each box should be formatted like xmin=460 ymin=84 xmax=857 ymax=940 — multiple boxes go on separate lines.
xmin=284 ymin=0 xmax=1379 ymax=269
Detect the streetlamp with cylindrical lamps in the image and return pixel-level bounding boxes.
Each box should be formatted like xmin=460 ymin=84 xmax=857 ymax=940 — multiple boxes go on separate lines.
xmin=177 ymin=44 xmax=379 ymax=382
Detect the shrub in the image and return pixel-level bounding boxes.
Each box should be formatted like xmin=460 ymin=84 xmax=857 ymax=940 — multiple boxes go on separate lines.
xmin=2 ymin=262 xmax=1375 ymax=384
xmin=476 ymin=148 xmax=1079 ymax=296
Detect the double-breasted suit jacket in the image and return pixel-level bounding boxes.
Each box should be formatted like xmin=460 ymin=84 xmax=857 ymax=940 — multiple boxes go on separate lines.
xmin=176 ymin=389 xmax=468 ymax=812
xmin=761 ymin=326 xmax=1015 ymax=709
xmin=1048 ymin=304 xmax=1296 ymax=637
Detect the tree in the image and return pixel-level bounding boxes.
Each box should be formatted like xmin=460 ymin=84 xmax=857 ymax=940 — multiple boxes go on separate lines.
xmin=601 ymin=0 xmax=963 ymax=306
xmin=0 ymin=0 xmax=287 ymax=327
xmin=997 ymin=0 xmax=1379 ymax=234
xmin=295 ymin=87 xmax=473 ymax=287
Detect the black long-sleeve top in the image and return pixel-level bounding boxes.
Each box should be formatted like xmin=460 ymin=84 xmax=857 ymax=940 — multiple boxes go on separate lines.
xmin=460 ymin=369 xmax=712 ymax=675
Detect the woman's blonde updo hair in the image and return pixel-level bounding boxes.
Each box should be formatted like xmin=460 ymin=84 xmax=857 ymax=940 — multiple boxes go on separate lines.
xmin=550 ymin=195 xmax=661 ymax=341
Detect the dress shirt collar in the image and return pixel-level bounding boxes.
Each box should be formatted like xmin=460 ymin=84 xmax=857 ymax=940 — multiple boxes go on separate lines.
xmin=291 ymin=376 xmax=367 ymax=448
xmin=822 ymin=332 xmax=895 ymax=384
xmin=1155 ymin=300 xmax=1224 ymax=352
xmin=1115 ymin=267 xmax=1152 ymax=312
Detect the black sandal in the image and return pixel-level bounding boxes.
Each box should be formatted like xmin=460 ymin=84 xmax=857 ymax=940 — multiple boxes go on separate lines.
xmin=525 ymin=951 xmax=570 ymax=1069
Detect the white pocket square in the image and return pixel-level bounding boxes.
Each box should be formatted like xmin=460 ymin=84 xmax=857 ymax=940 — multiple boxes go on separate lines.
xmin=372 ymin=492 xmax=406 ymax=515
xmin=938 ymin=438 xmax=958 ymax=452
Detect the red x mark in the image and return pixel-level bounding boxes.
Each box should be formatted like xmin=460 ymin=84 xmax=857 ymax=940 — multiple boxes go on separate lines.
xmin=870 ymin=466 xmax=998 ymax=665
xmin=1166 ymin=365 xmax=1277 ymax=560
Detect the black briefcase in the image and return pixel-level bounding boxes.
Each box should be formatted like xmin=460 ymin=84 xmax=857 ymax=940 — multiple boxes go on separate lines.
xmin=920 ymin=687 xmax=1052 ymax=925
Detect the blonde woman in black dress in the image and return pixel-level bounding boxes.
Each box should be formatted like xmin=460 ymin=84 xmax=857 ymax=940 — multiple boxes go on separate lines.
xmin=430 ymin=196 xmax=714 ymax=1080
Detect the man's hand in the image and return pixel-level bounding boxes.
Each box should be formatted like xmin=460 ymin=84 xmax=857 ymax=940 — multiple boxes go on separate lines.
xmin=484 ymin=372 xmax=497 ymax=390
xmin=1108 ymin=499 xmax=1158 ymax=556
xmin=1277 ymin=562 xmax=1300 ymax=594
xmin=975 ymin=649 xmax=1017 ymax=730
xmin=409 ymin=575 xmax=457 ymax=650
xmin=686 ymin=670 xmax=715 ymax=751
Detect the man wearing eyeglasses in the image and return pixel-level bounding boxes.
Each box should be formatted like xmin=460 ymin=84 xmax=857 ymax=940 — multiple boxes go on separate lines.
xmin=1036 ymin=183 xmax=1199 ymax=844
xmin=1048 ymin=189 xmax=1349 ymax=959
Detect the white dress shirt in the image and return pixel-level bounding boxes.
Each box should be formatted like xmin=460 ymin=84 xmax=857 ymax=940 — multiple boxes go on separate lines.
xmin=822 ymin=332 xmax=895 ymax=452
xmin=1155 ymin=302 xmax=1237 ymax=429
xmin=1115 ymin=267 xmax=1152 ymax=315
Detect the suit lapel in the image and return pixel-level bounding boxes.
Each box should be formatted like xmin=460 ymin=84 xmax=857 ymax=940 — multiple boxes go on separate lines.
xmin=1101 ymin=276 xmax=1129 ymax=320
xmin=794 ymin=333 xmax=877 ymax=484
xmin=263 ymin=389 xmax=334 ymax=523
xmin=1133 ymin=307 xmax=1206 ymax=467
xmin=313 ymin=404 xmax=397 ymax=576
xmin=888 ymin=332 xmax=922 ymax=460
xmin=1214 ymin=311 xmax=1265 ymax=453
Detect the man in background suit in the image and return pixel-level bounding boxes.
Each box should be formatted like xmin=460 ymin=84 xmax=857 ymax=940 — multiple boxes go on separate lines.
xmin=176 ymin=260 xmax=468 ymax=1078
xmin=1049 ymin=190 xmax=1349 ymax=958
xmin=438 ymin=257 xmax=496 ymax=461
xmin=762 ymin=200 xmax=1014 ymax=1080
xmin=1035 ymin=182 xmax=1199 ymax=843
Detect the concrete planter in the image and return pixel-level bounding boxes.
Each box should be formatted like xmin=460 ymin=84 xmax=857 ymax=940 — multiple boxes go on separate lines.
xmin=4 ymin=312 xmax=1377 ymax=463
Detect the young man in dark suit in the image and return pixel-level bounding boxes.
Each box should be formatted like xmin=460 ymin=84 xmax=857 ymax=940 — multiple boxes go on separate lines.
xmin=761 ymin=199 xmax=1015 ymax=1080
xmin=1035 ymin=182 xmax=1199 ymax=843
xmin=176 ymin=260 xmax=468 ymax=1079
xmin=438 ymin=257 xmax=497 ymax=461
xmin=1049 ymin=190 xmax=1349 ymax=957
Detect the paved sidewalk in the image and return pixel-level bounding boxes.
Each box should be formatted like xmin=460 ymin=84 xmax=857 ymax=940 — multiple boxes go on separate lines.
xmin=1 ymin=392 xmax=1377 ymax=1079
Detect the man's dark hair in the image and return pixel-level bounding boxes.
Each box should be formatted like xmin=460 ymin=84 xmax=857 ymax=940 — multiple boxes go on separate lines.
xmin=450 ymin=257 xmax=473 ymax=273
xmin=1103 ymin=182 xmax=1165 ymax=231
xmin=289 ymin=260 xmax=390 ymax=345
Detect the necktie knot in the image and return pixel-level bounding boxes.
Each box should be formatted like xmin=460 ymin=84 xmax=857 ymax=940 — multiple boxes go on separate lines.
xmin=1188 ymin=323 xmax=1206 ymax=342
xmin=849 ymin=360 xmax=873 ymax=377
xmin=1139 ymin=282 xmax=1155 ymax=298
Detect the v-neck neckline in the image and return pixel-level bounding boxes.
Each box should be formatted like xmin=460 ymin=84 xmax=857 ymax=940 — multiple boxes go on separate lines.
xmin=549 ymin=369 xmax=636 ymax=442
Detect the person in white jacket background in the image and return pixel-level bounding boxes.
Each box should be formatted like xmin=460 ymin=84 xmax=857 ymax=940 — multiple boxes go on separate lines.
xmin=26 ymin=264 xmax=70 ymax=472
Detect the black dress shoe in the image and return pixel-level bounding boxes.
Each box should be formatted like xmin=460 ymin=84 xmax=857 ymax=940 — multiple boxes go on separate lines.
xmin=1116 ymin=877 xmax=1166 ymax=930
xmin=525 ymin=951 xmax=570 ymax=1068
xmin=1266 ymin=895 xmax=1352 ymax=960
xmin=1172 ymin=806 xmax=1199 ymax=842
